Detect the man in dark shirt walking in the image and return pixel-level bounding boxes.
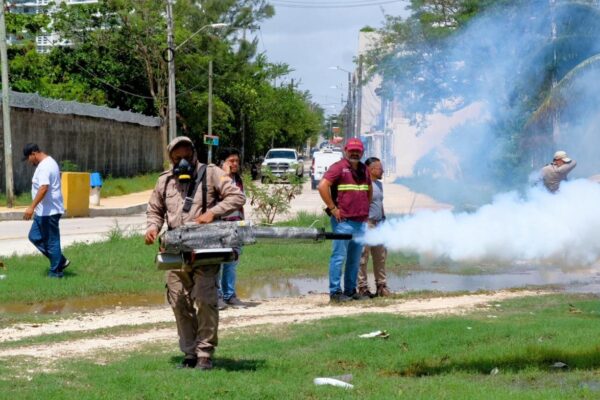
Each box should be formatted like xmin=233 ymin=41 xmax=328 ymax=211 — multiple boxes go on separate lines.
xmin=318 ymin=138 xmax=372 ymax=302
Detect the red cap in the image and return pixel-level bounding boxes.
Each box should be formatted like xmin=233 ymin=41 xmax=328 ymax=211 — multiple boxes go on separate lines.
xmin=344 ymin=138 xmax=364 ymax=152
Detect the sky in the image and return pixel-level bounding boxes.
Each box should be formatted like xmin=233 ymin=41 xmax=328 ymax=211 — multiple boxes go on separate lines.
xmin=259 ymin=1 xmax=409 ymax=115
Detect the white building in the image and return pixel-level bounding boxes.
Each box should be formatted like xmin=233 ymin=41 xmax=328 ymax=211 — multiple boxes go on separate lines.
xmin=355 ymin=31 xmax=395 ymax=173
xmin=9 ymin=0 xmax=98 ymax=53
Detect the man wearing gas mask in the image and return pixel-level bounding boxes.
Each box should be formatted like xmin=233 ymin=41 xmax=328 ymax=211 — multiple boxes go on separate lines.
xmin=145 ymin=136 xmax=246 ymax=370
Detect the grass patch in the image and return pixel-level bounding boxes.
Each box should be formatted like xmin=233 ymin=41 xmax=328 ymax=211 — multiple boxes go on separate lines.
xmin=0 ymin=234 xmax=160 ymax=306
xmin=245 ymin=211 xmax=418 ymax=277
xmin=100 ymin=172 xmax=161 ymax=197
xmin=2 ymin=294 xmax=600 ymax=398
xmin=0 ymin=213 xmax=417 ymax=309
xmin=0 ymin=191 xmax=32 ymax=207
xmin=0 ymin=172 xmax=161 ymax=207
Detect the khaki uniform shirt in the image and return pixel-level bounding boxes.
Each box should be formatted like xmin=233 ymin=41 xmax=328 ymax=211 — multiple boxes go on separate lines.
xmin=541 ymin=160 xmax=577 ymax=193
xmin=146 ymin=163 xmax=246 ymax=231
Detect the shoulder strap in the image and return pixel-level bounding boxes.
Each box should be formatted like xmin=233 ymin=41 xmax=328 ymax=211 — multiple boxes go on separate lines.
xmin=201 ymin=166 xmax=208 ymax=214
xmin=162 ymin=175 xmax=173 ymax=203
xmin=182 ymin=164 xmax=208 ymax=214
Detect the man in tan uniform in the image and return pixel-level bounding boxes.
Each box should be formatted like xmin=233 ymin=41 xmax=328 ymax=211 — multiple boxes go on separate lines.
xmin=540 ymin=150 xmax=577 ymax=193
xmin=358 ymin=157 xmax=391 ymax=298
xmin=145 ymin=136 xmax=245 ymax=370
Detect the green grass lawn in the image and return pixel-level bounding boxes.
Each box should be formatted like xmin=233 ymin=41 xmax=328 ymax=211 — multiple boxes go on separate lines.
xmin=0 ymin=191 xmax=33 ymax=207
xmin=0 ymin=212 xmax=418 ymax=308
xmin=1 ymin=294 xmax=600 ymax=399
xmin=100 ymin=172 xmax=161 ymax=197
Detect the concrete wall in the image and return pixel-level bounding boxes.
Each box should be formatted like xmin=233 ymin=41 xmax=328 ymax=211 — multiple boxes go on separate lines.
xmin=0 ymin=107 xmax=163 ymax=193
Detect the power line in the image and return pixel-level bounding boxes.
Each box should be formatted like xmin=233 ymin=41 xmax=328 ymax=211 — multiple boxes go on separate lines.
xmin=257 ymin=27 xmax=268 ymax=53
xmin=75 ymin=59 xmax=207 ymax=102
xmin=74 ymin=61 xmax=158 ymax=100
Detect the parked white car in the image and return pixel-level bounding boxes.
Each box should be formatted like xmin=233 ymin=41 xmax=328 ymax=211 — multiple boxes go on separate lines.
xmin=310 ymin=147 xmax=343 ymax=190
xmin=261 ymin=148 xmax=304 ymax=182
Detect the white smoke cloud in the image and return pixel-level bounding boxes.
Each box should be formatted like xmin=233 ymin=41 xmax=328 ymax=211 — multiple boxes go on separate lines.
xmin=363 ymin=179 xmax=600 ymax=265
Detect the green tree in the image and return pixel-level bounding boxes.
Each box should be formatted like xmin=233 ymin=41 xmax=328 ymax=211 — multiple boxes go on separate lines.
xmin=7 ymin=0 xmax=323 ymax=166
xmin=365 ymin=0 xmax=600 ymax=186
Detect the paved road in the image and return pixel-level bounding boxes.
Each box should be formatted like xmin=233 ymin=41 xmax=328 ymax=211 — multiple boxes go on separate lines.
xmin=0 ymin=215 xmax=146 ymax=257
xmin=0 ymin=178 xmax=450 ymax=257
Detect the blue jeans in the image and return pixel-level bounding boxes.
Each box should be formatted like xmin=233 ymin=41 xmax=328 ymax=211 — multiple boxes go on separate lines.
xmin=328 ymin=217 xmax=366 ymax=296
xmin=29 ymin=214 xmax=66 ymax=275
xmin=219 ymin=247 xmax=242 ymax=300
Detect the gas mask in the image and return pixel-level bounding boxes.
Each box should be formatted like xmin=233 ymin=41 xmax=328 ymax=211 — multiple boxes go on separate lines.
xmin=173 ymin=158 xmax=194 ymax=183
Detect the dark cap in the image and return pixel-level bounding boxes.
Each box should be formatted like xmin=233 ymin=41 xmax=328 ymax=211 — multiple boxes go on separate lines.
xmin=22 ymin=143 xmax=40 ymax=161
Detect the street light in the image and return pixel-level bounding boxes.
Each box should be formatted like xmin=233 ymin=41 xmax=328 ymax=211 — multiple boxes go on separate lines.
xmin=176 ymin=23 xmax=229 ymax=51
xmin=165 ymin=2 xmax=229 ymax=143
xmin=329 ymin=65 xmax=352 ymax=74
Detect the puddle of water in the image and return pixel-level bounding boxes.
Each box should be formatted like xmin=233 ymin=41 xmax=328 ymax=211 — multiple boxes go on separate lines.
xmin=0 ymin=293 xmax=166 ymax=315
xmin=238 ymin=268 xmax=600 ymax=299
xmin=2 ymin=268 xmax=598 ymax=315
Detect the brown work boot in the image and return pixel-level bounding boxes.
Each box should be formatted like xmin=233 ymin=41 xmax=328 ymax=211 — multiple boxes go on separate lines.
xmin=217 ymin=297 xmax=228 ymax=310
xmin=225 ymin=296 xmax=244 ymax=307
xmin=376 ymin=284 xmax=392 ymax=297
xmin=196 ymin=357 xmax=213 ymax=371
xmin=358 ymin=287 xmax=376 ymax=299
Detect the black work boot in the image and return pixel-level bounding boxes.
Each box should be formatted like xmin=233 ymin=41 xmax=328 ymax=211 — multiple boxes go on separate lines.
xmin=330 ymin=291 xmax=352 ymax=303
xmin=346 ymin=289 xmax=370 ymax=301
xmin=177 ymin=357 xmax=197 ymax=369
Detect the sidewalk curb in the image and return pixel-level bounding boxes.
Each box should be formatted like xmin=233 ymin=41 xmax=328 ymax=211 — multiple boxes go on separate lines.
xmin=0 ymin=211 xmax=23 ymax=222
xmin=0 ymin=203 xmax=147 ymax=221
xmin=89 ymin=203 xmax=147 ymax=217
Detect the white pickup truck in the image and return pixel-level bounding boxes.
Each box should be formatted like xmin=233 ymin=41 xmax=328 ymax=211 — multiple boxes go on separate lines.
xmin=310 ymin=147 xmax=343 ymax=190
xmin=260 ymin=148 xmax=304 ymax=183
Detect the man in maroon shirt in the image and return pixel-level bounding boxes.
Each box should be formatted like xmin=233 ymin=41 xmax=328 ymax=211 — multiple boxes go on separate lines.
xmin=318 ymin=138 xmax=372 ymax=302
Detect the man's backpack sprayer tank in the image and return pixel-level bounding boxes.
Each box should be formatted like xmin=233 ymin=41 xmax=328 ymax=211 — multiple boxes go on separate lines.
xmin=155 ymin=221 xmax=352 ymax=270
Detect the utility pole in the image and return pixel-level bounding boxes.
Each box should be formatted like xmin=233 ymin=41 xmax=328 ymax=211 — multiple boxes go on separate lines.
xmin=207 ymin=59 xmax=213 ymax=164
xmin=166 ymin=0 xmax=177 ymax=143
xmin=355 ymin=56 xmax=363 ymax=140
xmin=240 ymin=108 xmax=245 ymax=164
xmin=346 ymin=71 xmax=352 ymax=139
xmin=0 ymin=2 xmax=14 ymax=207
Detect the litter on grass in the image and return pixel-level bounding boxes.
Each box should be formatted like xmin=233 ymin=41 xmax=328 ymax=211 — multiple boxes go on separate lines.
xmin=313 ymin=377 xmax=354 ymax=389
xmin=358 ymin=330 xmax=389 ymax=339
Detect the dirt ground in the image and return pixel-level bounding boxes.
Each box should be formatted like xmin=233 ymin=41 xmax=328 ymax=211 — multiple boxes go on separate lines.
xmin=0 ymin=290 xmax=541 ymax=361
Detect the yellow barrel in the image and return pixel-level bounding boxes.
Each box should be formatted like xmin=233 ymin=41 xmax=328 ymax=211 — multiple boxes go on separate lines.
xmin=61 ymin=172 xmax=90 ymax=217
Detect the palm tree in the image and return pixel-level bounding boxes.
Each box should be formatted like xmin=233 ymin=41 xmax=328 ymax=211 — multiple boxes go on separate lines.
xmin=525 ymin=1 xmax=600 ymax=165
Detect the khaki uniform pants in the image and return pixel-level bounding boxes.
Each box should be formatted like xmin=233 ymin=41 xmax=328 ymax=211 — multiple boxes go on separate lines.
xmin=166 ymin=264 xmax=220 ymax=359
xmin=358 ymin=220 xmax=387 ymax=290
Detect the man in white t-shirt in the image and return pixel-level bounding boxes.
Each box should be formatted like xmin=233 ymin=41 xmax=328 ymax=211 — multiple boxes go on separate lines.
xmin=23 ymin=143 xmax=69 ymax=278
